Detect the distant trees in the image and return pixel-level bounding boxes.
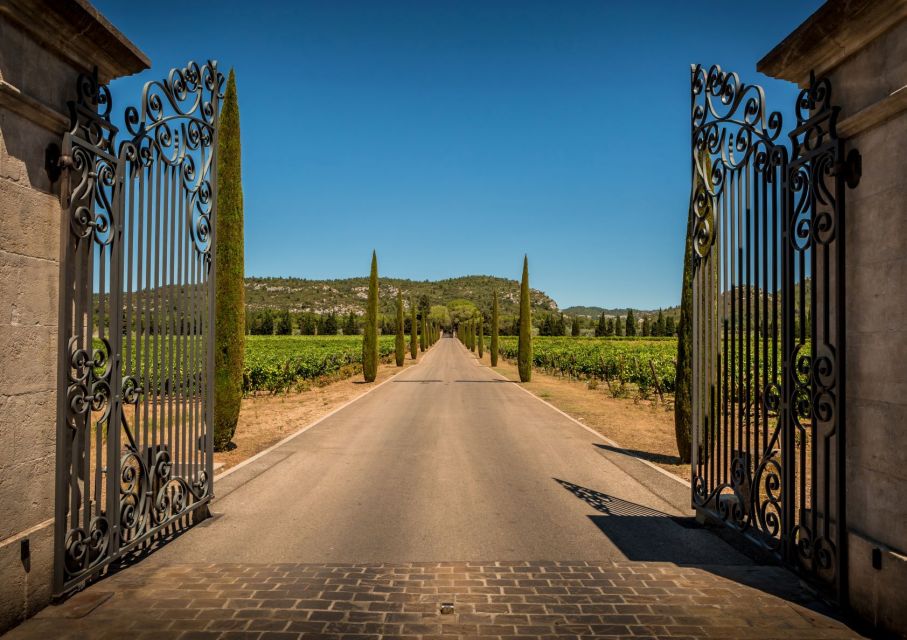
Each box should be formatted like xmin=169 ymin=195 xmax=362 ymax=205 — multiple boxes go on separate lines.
xmin=250 ymin=309 xmax=274 ymax=335
xmin=213 ymin=68 xmax=244 ymax=451
xmin=491 ymin=290 xmax=499 ymax=366
xmin=343 ymin=311 xmax=358 ymax=336
xmin=362 ymin=251 xmax=379 ymax=382
xmin=320 ymin=311 xmax=338 ymax=336
xmin=665 ymin=315 xmax=676 ymax=336
xmin=625 ymin=309 xmax=637 ymax=337
xmin=298 ymin=312 xmax=317 ymax=335
xmin=518 ymin=255 xmax=532 ymax=382
xmin=539 ymin=312 xmax=566 ymax=336
xmin=571 ymin=316 xmax=580 ymax=336
xmin=275 ymin=309 xmax=293 ymax=335
xmin=395 ymin=291 xmax=405 ymax=367
xmin=595 ymin=312 xmax=607 ymax=337
xmin=640 ymin=316 xmax=650 ymax=337
xmin=654 ymin=309 xmax=666 ymax=337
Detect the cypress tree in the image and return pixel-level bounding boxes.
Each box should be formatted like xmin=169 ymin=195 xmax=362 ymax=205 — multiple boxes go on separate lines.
xmin=395 ymin=290 xmax=405 ymax=366
xmin=641 ymin=316 xmax=650 ymax=336
xmin=420 ymin=313 xmax=427 ymax=352
xmin=655 ymin=308 xmax=666 ymax=336
xmin=665 ymin=315 xmax=676 ymax=336
xmin=595 ymin=312 xmax=606 ymax=337
xmin=410 ymin=298 xmax=418 ymax=360
xmin=491 ymin=289 xmax=499 ymax=366
xmin=362 ymin=251 xmax=379 ymax=382
xmin=675 ymin=154 xmax=711 ymax=464
xmin=625 ymin=309 xmax=637 ymax=336
xmin=213 ymin=68 xmax=244 ymax=451
xmin=518 ymin=255 xmax=532 ymax=382
xmin=571 ymin=316 xmax=580 ymax=336
xmin=478 ymin=314 xmax=484 ymax=358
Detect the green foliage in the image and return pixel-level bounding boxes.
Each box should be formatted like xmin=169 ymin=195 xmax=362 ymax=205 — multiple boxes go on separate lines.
xmin=675 ymin=156 xmax=708 ymax=464
xmin=275 ymin=309 xmax=293 ymax=335
xmin=491 ymin=289 xmax=499 ymax=366
xmin=641 ymin=316 xmax=650 ymax=337
xmin=395 ymin=291 xmax=405 ymax=366
xmin=343 ymin=311 xmax=358 ymax=336
xmin=665 ymin=315 xmax=676 ymax=336
xmin=654 ymin=309 xmax=666 ymax=337
xmin=297 ymin=312 xmax=318 ymax=335
xmin=595 ymin=312 xmax=607 ymax=337
xmin=478 ymin=314 xmax=484 ymax=358
xmin=250 ymin=308 xmax=274 ymax=335
xmin=625 ymin=309 xmax=637 ymax=336
xmin=319 ymin=311 xmax=338 ymax=336
xmin=571 ymin=317 xmax=581 ymax=337
xmin=498 ymin=336 xmax=677 ymax=393
xmin=362 ymin=251 xmax=379 ymax=382
xmin=213 ymin=68 xmax=244 ymax=450
xmin=518 ymin=255 xmax=532 ymax=382
xmin=410 ymin=298 xmax=418 ymax=360
xmin=244 ymin=335 xmax=395 ymax=394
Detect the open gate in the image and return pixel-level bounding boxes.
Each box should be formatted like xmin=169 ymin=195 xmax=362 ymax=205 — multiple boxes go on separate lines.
xmin=689 ymin=64 xmax=860 ymax=600
xmin=54 ymin=61 xmax=223 ymax=593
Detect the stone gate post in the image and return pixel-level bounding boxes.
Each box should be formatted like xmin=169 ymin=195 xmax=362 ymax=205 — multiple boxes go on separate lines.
xmin=760 ymin=1 xmax=907 ymax=636
xmin=0 ymin=0 xmax=147 ymax=632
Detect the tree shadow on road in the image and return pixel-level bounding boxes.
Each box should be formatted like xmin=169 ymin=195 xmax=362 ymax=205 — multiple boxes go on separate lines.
xmin=593 ymin=443 xmax=681 ymax=466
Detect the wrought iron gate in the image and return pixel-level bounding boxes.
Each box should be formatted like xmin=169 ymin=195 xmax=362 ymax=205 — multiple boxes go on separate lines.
xmin=54 ymin=61 xmax=223 ymax=593
xmin=689 ymin=64 xmax=860 ymax=599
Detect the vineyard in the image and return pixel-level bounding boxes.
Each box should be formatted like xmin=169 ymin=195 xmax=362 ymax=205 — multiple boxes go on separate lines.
xmin=497 ymin=336 xmax=677 ymax=395
xmin=243 ymin=335 xmax=398 ymax=394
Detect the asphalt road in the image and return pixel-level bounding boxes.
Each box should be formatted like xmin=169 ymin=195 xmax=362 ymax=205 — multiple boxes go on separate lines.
xmin=148 ymin=336 xmax=750 ymax=566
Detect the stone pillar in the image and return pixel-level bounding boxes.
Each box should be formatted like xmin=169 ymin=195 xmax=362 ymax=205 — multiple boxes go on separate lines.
xmin=0 ymin=0 xmax=147 ymax=632
xmin=760 ymin=0 xmax=907 ymax=636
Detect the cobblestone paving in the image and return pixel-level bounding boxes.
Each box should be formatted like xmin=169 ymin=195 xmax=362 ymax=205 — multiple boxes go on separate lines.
xmin=9 ymin=561 xmax=864 ymax=639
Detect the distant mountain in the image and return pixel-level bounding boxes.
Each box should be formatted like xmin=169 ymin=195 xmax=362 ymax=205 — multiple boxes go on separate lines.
xmin=564 ymin=305 xmax=681 ymax=320
xmin=245 ymin=275 xmax=558 ymax=317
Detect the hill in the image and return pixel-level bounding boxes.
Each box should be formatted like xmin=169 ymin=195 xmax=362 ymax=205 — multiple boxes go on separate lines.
xmin=564 ymin=305 xmax=681 ymax=319
xmin=245 ymin=275 xmax=558 ymax=317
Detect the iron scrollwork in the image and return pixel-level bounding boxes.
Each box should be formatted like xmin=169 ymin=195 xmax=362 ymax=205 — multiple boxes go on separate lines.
xmin=56 ymin=61 xmax=223 ymax=593
xmin=689 ymin=66 xmax=858 ymax=600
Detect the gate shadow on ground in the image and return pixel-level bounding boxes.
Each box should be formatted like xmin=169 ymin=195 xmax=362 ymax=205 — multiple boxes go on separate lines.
xmin=554 ymin=477 xmax=862 ymax=634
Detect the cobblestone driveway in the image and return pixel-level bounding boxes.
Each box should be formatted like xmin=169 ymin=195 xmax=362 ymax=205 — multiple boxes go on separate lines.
xmin=8 ymin=561 xmax=863 ymax=639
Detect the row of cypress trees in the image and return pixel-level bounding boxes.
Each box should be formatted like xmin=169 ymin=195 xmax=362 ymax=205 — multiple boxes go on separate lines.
xmin=363 ymin=252 xmax=442 ymax=382
xmin=457 ymin=255 xmax=531 ymax=382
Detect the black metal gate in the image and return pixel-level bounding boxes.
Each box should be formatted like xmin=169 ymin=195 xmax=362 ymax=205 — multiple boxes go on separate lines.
xmin=54 ymin=61 xmax=223 ymax=593
xmin=689 ymin=65 xmax=860 ymax=599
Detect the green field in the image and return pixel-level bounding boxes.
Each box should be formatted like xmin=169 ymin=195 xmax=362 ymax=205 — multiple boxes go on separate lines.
xmin=243 ymin=335 xmax=399 ymax=393
xmin=497 ymin=336 xmax=677 ymax=394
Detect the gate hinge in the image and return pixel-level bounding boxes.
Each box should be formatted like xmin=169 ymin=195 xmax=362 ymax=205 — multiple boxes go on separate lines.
xmin=45 ymin=143 xmax=73 ymax=183
xmin=834 ymin=149 xmax=862 ymax=189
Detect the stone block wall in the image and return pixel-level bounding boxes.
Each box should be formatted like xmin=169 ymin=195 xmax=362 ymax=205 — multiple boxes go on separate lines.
xmin=760 ymin=1 xmax=907 ymax=636
xmin=0 ymin=1 xmax=147 ymax=633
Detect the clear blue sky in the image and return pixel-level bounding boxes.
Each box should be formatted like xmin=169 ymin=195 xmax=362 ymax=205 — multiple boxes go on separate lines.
xmin=95 ymin=0 xmax=822 ymax=310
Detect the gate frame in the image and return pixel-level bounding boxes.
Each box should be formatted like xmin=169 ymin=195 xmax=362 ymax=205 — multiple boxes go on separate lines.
xmin=688 ymin=64 xmax=860 ymax=602
xmin=53 ymin=61 xmax=223 ymax=595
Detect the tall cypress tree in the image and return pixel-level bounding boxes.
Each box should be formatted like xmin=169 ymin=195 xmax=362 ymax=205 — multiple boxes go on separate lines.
xmin=595 ymin=312 xmax=606 ymax=337
xmin=625 ymin=308 xmax=637 ymax=336
xmin=478 ymin=314 xmax=484 ymax=358
xmin=675 ymin=154 xmax=711 ymax=464
xmin=362 ymin=251 xmax=379 ymax=382
xmin=410 ymin=298 xmax=418 ymax=360
xmin=213 ymin=68 xmax=244 ymax=451
xmin=491 ymin=289 xmax=499 ymax=366
xmin=571 ymin=316 xmax=580 ymax=336
xmin=395 ymin=290 xmax=405 ymax=366
xmin=420 ymin=313 xmax=427 ymax=352
xmin=518 ymin=255 xmax=532 ymax=382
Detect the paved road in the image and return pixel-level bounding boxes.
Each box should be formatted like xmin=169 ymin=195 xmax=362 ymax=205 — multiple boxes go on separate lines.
xmin=149 ymin=336 xmax=746 ymax=566
xmin=8 ymin=337 xmax=865 ymax=638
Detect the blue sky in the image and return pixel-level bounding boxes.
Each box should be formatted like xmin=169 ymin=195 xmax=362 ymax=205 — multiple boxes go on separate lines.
xmin=95 ymin=0 xmax=822 ymax=310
